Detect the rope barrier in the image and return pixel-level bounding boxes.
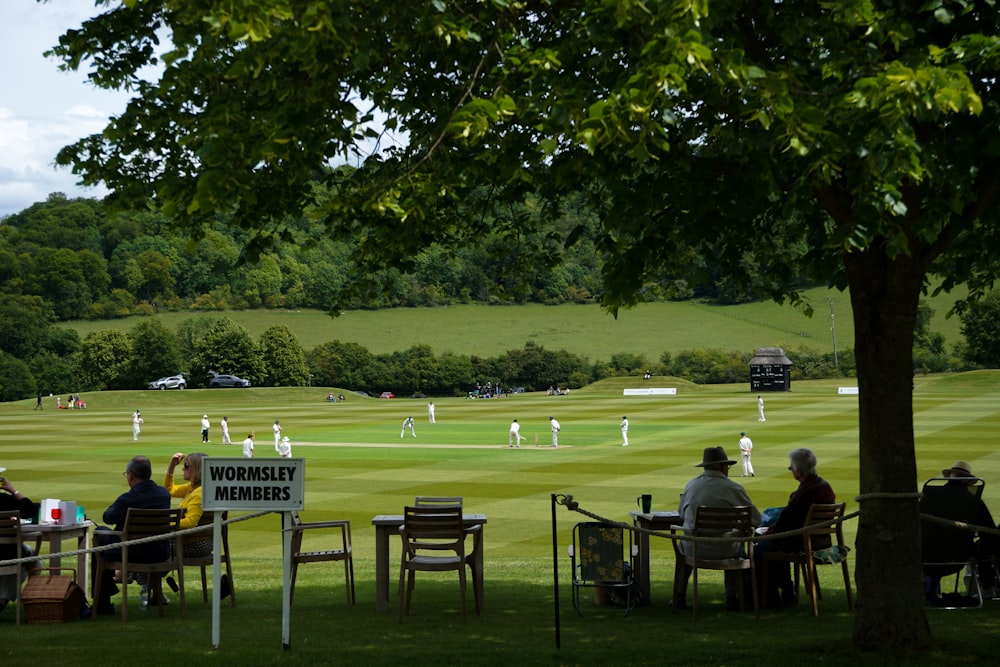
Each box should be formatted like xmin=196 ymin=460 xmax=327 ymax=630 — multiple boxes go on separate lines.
xmin=0 ymin=511 xmax=271 ymax=568
xmin=552 ymin=493 xmax=1000 ymax=544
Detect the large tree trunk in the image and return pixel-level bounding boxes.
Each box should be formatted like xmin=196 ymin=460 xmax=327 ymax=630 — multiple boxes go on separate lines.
xmin=846 ymin=246 xmax=932 ymax=650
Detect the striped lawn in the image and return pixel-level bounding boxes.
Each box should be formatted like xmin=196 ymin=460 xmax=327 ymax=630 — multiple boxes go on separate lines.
xmin=2 ymin=372 xmax=999 ymax=664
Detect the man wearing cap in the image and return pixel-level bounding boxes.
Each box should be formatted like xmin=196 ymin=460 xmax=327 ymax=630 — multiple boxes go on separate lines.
xmin=675 ymin=446 xmax=761 ymax=610
xmin=549 ymin=416 xmax=561 ymax=448
xmin=920 ymin=460 xmax=998 ymax=603
xmin=620 ymin=416 xmax=629 ymax=447
xmin=200 ymin=414 xmax=210 ymax=443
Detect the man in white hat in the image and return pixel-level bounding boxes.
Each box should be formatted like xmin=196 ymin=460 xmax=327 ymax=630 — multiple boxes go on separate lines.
xmin=200 ymin=414 xmax=210 ymax=443
xmin=675 ymin=446 xmax=761 ymax=610
xmin=921 ymin=460 xmax=998 ymax=603
xmin=277 ymin=436 xmax=292 ymax=458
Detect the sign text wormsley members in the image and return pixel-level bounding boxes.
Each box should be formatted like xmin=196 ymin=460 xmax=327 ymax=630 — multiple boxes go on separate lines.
xmin=202 ymin=457 xmax=305 ymax=511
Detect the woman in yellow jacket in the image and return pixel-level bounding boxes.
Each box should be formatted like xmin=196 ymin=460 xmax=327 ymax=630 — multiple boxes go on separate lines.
xmin=163 ymin=452 xmax=213 ymax=558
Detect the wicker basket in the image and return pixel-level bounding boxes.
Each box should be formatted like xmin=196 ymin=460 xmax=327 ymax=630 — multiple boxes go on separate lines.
xmin=22 ymin=568 xmax=87 ymax=624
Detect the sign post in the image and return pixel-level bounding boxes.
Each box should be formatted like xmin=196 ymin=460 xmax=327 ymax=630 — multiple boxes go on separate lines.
xmin=202 ymin=457 xmax=305 ymax=650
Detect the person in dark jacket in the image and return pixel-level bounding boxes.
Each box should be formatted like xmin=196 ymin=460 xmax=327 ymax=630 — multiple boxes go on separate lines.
xmin=91 ymin=455 xmax=171 ymax=614
xmin=754 ymin=448 xmax=836 ymax=606
xmin=921 ymin=460 xmax=997 ymax=603
xmin=0 ymin=473 xmax=40 ymax=609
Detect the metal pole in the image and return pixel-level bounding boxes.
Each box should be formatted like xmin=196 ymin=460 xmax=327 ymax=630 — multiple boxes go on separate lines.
xmin=551 ymin=493 xmax=561 ymax=649
xmin=826 ymin=297 xmax=839 ymax=368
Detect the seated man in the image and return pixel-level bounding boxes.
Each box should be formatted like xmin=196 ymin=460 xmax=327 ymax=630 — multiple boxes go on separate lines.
xmin=0 ymin=474 xmax=40 ymax=611
xmin=754 ymin=448 xmax=836 ymax=606
xmin=675 ymin=446 xmax=761 ymax=610
xmin=92 ymin=455 xmax=171 ymax=614
xmin=920 ymin=460 xmax=996 ymax=603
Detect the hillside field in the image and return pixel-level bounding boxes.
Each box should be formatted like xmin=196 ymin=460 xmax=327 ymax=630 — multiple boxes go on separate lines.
xmin=57 ymin=284 xmax=969 ymax=361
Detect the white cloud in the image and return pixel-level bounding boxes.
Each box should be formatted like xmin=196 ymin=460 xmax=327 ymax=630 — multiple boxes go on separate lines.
xmin=0 ymin=0 xmax=125 ymax=217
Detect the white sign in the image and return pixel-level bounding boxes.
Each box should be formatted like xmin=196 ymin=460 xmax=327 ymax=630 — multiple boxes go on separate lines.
xmin=623 ymin=387 xmax=677 ymax=396
xmin=202 ymin=457 xmax=305 ymax=511
xmin=838 ymin=387 xmax=859 ymax=395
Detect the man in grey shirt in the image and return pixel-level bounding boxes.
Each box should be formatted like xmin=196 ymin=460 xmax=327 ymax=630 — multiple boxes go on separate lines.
xmin=675 ymin=446 xmax=760 ymax=610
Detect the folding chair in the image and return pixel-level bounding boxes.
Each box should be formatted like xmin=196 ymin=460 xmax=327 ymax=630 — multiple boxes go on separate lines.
xmin=569 ymin=522 xmax=636 ymax=615
xmin=921 ymin=477 xmax=987 ymax=608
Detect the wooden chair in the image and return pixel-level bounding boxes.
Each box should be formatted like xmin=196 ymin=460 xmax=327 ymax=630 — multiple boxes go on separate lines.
xmin=92 ymin=508 xmax=185 ymax=623
xmin=398 ymin=505 xmax=481 ymax=623
xmin=0 ymin=511 xmax=26 ymax=625
xmin=288 ymin=511 xmax=355 ymax=607
xmin=413 ymin=496 xmax=484 ymax=607
xmin=570 ymin=521 xmax=636 ymax=615
xmin=414 ymin=496 xmax=463 ymax=509
xmin=761 ymin=502 xmax=853 ymax=616
xmin=182 ymin=511 xmax=236 ymax=606
xmin=672 ymin=505 xmax=758 ymax=621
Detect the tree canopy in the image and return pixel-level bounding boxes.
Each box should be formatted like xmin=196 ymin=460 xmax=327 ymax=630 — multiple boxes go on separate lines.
xmin=50 ymin=0 xmax=1000 ymax=650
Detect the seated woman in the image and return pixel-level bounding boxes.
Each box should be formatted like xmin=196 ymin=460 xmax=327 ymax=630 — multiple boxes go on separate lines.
xmin=163 ymin=452 xmax=213 ymax=560
xmin=754 ymin=448 xmax=836 ymax=606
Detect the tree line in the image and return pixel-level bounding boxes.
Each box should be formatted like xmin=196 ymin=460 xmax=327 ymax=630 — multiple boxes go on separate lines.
xmin=0 ymin=191 xmax=803 ymax=325
xmin=0 ymin=308 xmax=871 ymax=402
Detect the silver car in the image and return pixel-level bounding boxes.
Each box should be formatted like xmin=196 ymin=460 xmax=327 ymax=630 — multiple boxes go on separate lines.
xmin=148 ymin=374 xmax=187 ymax=390
xmin=207 ymin=372 xmax=251 ymax=388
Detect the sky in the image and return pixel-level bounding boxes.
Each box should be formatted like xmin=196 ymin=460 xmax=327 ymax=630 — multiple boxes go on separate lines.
xmin=0 ymin=1 xmax=131 ymax=218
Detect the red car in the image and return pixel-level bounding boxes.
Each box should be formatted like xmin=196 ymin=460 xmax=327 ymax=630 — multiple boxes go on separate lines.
xmin=379 ymin=391 xmax=395 ymax=399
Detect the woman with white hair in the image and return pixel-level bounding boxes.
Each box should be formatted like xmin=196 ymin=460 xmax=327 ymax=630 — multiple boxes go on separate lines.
xmin=755 ymin=448 xmax=836 ymax=607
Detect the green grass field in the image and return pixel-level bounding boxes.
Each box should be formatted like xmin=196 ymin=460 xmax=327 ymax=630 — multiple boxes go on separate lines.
xmin=57 ymin=284 xmax=969 ymax=360
xmin=3 ymin=373 xmax=1000 ymax=664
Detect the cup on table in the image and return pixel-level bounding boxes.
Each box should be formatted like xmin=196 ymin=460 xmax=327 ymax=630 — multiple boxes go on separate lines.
xmin=637 ymin=494 xmax=652 ymax=514
xmin=77 ymin=506 xmax=86 ymax=523
xmin=51 ymin=507 xmax=62 ymax=522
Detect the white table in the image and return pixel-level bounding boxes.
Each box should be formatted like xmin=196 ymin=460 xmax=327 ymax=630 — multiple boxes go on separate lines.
xmin=22 ymin=520 xmax=94 ymax=594
xmin=371 ymin=513 xmax=486 ymax=612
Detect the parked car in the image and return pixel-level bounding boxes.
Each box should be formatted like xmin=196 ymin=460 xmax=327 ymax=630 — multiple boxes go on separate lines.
xmin=353 ymin=390 xmax=369 ymax=397
xmin=148 ymin=374 xmax=187 ymax=390
xmin=379 ymin=391 xmax=395 ymax=399
xmin=207 ymin=372 xmax=251 ymax=388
